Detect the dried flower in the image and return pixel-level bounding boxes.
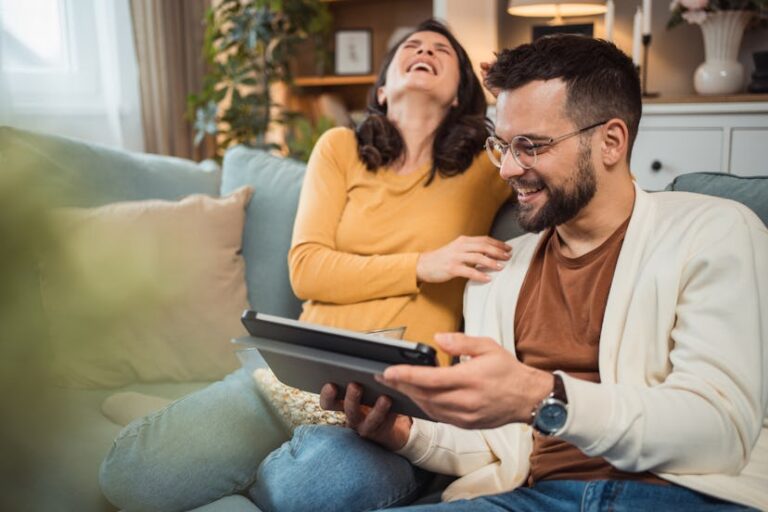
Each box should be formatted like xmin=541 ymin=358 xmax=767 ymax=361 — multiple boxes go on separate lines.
xmin=668 ymin=0 xmax=768 ymax=29
xmin=682 ymin=9 xmax=709 ymax=23
xmin=680 ymin=0 xmax=708 ymax=9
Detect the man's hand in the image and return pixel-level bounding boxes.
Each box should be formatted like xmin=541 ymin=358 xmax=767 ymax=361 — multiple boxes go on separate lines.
xmin=319 ymin=382 xmax=412 ymax=452
xmin=375 ymin=333 xmax=554 ymax=430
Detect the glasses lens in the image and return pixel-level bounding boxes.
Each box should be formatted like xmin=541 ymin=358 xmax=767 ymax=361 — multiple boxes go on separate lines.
xmin=511 ymin=136 xmax=536 ymax=169
xmin=485 ymin=137 xmax=504 ymax=167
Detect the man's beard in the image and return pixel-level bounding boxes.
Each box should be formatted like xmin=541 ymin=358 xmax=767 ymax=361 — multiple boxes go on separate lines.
xmin=512 ymin=144 xmax=597 ymax=233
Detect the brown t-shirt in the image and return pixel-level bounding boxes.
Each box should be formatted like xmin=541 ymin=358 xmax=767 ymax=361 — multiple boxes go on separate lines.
xmin=514 ymin=217 xmax=666 ymax=486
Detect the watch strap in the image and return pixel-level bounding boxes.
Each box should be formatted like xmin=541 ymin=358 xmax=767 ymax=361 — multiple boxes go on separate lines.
xmin=551 ymin=373 xmax=567 ymax=404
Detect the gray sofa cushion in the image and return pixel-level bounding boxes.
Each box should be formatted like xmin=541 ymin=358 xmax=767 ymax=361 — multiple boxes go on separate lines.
xmin=666 ymin=172 xmax=768 ymax=226
xmin=221 ymin=146 xmax=306 ymax=319
xmin=490 ymin=200 xmax=525 ymax=242
xmin=0 ymin=126 xmax=220 ymax=207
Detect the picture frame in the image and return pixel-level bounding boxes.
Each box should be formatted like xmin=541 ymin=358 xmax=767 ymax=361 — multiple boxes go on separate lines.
xmin=334 ymin=29 xmax=372 ymax=75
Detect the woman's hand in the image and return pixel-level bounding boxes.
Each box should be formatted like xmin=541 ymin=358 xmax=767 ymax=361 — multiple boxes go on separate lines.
xmin=416 ymin=236 xmax=511 ymax=284
xmin=319 ymin=383 xmax=412 ymax=452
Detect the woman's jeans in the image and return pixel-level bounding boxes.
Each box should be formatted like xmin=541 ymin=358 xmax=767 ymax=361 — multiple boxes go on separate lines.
xmin=99 ymin=369 xmax=289 ymax=512
xmin=252 ymin=425 xmax=434 ymax=512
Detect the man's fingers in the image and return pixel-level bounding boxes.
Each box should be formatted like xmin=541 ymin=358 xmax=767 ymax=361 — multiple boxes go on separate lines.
xmin=434 ymin=332 xmax=499 ymax=357
xmin=379 ymin=363 xmax=464 ymax=392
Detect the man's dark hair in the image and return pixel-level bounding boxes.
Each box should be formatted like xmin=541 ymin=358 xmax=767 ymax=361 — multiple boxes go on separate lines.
xmin=355 ymin=18 xmax=491 ymax=185
xmin=485 ymin=35 xmax=641 ymax=162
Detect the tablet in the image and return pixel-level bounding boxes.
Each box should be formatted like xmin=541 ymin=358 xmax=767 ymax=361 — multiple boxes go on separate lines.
xmin=240 ymin=311 xmax=437 ymax=366
xmin=236 ymin=311 xmax=438 ymax=420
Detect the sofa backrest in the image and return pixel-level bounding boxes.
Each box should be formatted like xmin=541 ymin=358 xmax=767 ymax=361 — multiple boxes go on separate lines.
xmin=221 ymin=146 xmax=306 ymax=320
xmin=665 ymin=172 xmax=768 ymax=227
xmin=0 ymin=126 xmax=220 ymax=207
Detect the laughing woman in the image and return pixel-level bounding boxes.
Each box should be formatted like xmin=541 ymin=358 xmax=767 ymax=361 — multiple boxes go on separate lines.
xmin=99 ymin=19 xmax=511 ymax=512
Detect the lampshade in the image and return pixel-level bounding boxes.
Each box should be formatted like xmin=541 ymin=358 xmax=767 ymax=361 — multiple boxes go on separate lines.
xmin=507 ymin=0 xmax=607 ymax=18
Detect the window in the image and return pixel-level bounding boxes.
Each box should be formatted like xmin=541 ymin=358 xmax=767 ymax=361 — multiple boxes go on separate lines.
xmin=0 ymin=0 xmax=143 ymax=150
xmin=0 ymin=0 xmax=100 ymax=110
xmin=1 ymin=0 xmax=70 ymax=73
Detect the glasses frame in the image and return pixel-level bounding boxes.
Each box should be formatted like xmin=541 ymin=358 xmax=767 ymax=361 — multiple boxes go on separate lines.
xmin=486 ymin=120 xmax=608 ymax=170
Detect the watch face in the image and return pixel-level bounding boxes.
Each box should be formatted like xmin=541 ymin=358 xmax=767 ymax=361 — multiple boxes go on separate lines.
xmin=535 ymin=400 xmax=567 ymax=434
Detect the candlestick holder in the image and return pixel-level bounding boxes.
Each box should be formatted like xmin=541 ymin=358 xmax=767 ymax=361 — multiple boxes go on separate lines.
xmin=642 ymin=34 xmax=659 ymax=98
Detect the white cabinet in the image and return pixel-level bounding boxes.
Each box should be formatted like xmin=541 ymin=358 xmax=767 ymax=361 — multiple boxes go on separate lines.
xmin=631 ymin=101 xmax=768 ymax=190
xmin=731 ymin=128 xmax=768 ymax=176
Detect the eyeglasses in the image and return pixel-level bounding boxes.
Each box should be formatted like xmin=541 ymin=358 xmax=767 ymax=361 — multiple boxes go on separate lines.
xmin=485 ymin=120 xmax=608 ymax=170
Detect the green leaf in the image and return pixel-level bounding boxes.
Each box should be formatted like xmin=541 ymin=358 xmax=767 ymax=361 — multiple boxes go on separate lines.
xmin=189 ymin=0 xmax=334 ymax=156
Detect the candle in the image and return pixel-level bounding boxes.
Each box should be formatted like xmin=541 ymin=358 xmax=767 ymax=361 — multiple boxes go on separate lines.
xmin=632 ymin=6 xmax=642 ymax=66
xmin=642 ymin=0 xmax=652 ymax=36
xmin=604 ymin=0 xmax=615 ymax=42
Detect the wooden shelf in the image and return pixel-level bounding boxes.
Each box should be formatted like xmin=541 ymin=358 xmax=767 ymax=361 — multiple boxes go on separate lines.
xmin=293 ymin=75 xmax=376 ymax=87
xmin=643 ymin=93 xmax=768 ymax=104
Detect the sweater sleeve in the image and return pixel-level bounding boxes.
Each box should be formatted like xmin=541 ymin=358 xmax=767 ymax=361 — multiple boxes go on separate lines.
xmin=395 ymin=418 xmax=498 ymax=476
xmin=288 ymin=129 xmax=421 ymax=305
xmin=559 ymin=204 xmax=768 ymax=475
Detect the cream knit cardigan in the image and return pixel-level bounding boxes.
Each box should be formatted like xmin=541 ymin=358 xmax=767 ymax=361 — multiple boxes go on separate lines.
xmin=397 ymin=185 xmax=768 ymax=510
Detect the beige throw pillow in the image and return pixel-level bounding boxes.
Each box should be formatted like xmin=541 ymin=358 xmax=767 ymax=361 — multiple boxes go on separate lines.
xmin=40 ymin=187 xmax=253 ymax=388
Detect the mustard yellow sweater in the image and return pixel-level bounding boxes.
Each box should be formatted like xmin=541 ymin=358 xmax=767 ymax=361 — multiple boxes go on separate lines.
xmin=289 ymin=127 xmax=510 ymax=358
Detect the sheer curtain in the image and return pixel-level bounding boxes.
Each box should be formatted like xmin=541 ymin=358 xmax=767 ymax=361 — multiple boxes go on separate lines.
xmin=130 ymin=0 xmax=213 ymax=160
xmin=0 ymin=0 xmax=144 ymax=151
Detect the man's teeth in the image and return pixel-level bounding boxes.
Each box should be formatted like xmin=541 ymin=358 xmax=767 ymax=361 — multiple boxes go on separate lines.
xmin=516 ymin=186 xmax=543 ymax=196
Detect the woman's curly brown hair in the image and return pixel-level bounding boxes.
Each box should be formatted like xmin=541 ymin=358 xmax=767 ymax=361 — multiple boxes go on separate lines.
xmin=355 ymin=19 xmax=491 ymax=186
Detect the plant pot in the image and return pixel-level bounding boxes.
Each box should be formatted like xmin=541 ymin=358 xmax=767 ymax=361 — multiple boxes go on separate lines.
xmin=693 ymin=10 xmax=752 ymax=95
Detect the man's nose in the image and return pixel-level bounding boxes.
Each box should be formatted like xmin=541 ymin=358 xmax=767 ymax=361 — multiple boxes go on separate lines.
xmin=417 ymin=48 xmax=434 ymax=56
xmin=499 ymin=153 xmax=525 ymax=181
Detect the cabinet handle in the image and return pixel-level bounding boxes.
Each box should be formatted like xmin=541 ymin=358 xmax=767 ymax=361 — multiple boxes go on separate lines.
xmin=651 ymin=160 xmax=662 ymax=172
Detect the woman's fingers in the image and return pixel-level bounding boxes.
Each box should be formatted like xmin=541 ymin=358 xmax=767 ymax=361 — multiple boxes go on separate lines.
xmin=461 ymin=239 xmax=511 ymax=259
xmin=461 ymin=253 xmax=506 ymax=272
xmin=357 ymin=395 xmax=392 ymax=438
xmin=343 ymin=383 xmax=366 ymax=428
xmin=319 ymin=383 xmax=343 ymax=411
xmin=417 ymin=236 xmax=512 ymax=284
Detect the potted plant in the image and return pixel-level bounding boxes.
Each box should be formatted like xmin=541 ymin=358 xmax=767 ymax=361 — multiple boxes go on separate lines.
xmin=188 ymin=0 xmax=332 ymax=159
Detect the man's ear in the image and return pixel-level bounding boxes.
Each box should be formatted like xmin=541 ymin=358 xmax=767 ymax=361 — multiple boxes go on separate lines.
xmin=601 ymin=119 xmax=629 ymax=168
xmin=451 ymin=96 xmax=459 ymax=107
xmin=377 ymin=86 xmax=387 ymax=106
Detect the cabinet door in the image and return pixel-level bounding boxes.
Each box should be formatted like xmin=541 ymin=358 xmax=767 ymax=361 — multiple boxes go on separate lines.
xmin=631 ymin=128 xmax=723 ymax=190
xmin=730 ymin=129 xmax=768 ymax=177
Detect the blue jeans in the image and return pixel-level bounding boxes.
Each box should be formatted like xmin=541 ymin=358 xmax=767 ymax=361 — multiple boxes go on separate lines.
xmin=253 ymin=425 xmax=434 ymax=512
xmin=99 ymin=369 xmax=289 ymax=512
xmin=389 ymin=480 xmax=757 ymax=511
xmin=256 ymin=425 xmax=755 ymax=512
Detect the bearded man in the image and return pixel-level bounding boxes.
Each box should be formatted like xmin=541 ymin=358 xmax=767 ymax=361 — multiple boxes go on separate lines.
xmin=255 ymin=35 xmax=768 ymax=512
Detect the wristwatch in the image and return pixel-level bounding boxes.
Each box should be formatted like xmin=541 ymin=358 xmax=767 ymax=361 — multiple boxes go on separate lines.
xmin=531 ymin=373 xmax=568 ymax=436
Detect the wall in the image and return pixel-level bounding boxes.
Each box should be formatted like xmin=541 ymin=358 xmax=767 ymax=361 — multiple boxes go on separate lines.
xmin=497 ymin=0 xmax=768 ymax=96
xmin=435 ymin=0 xmax=499 ymax=102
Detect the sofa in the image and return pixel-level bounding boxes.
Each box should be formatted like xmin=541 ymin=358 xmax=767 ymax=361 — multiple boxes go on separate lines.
xmin=1 ymin=126 xmax=766 ymax=512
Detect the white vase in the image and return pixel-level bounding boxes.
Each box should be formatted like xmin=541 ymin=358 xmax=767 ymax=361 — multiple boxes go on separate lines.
xmin=693 ymin=10 xmax=752 ymax=95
